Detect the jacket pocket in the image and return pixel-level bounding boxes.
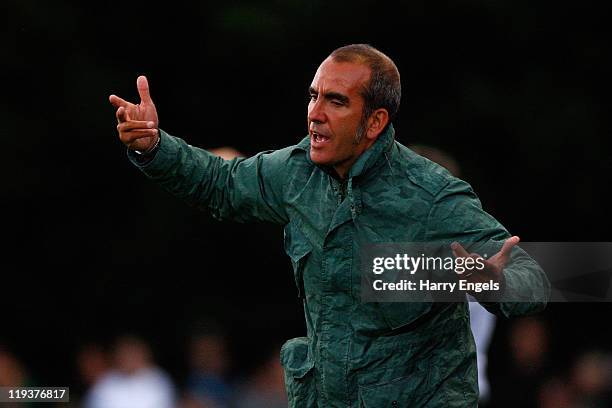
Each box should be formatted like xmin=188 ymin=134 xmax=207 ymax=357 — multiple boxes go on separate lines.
xmin=280 ymin=337 xmax=316 ymax=407
xmin=358 ymin=365 xmax=430 ymax=408
xmin=284 ymin=221 xmax=313 ymax=298
xmin=377 ymin=301 xmax=433 ymax=331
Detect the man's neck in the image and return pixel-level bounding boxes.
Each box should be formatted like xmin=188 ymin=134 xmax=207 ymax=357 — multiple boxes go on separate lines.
xmin=333 ymin=138 xmax=377 ymax=179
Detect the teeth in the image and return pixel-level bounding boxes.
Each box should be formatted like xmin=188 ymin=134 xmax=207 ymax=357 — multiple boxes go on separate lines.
xmin=313 ymin=132 xmax=327 ymax=143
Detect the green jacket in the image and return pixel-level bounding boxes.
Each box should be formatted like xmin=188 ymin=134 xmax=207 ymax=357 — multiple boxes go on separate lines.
xmin=130 ymin=125 xmax=550 ymax=407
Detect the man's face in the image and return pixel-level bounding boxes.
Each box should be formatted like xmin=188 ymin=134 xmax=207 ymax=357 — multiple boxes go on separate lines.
xmin=307 ymin=58 xmax=372 ymax=178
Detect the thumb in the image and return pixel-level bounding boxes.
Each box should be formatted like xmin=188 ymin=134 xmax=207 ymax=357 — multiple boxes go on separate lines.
xmin=499 ymin=235 xmax=520 ymax=260
xmin=137 ymin=75 xmax=153 ymax=105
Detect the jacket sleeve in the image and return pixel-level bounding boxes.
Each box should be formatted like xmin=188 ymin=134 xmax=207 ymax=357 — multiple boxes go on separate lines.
xmin=128 ymin=129 xmax=289 ymax=225
xmin=424 ymin=177 xmax=551 ymax=318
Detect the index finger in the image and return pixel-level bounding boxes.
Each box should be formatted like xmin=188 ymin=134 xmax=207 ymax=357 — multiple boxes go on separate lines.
xmin=109 ymin=94 xmax=129 ymax=109
xmin=137 ymin=75 xmax=153 ymax=104
xmin=451 ymin=241 xmax=470 ymax=258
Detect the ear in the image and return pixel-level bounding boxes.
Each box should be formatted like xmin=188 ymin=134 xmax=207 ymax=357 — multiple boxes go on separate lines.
xmin=365 ymin=109 xmax=389 ymax=140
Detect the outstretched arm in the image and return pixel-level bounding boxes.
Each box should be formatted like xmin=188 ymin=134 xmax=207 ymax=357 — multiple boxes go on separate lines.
xmin=110 ymin=77 xmax=289 ymax=225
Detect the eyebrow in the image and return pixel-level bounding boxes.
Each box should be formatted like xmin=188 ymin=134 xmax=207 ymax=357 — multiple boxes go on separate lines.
xmin=309 ymin=86 xmax=350 ymax=105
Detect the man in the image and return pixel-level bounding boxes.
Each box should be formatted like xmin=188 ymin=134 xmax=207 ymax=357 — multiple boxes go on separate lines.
xmin=110 ymin=44 xmax=550 ymax=407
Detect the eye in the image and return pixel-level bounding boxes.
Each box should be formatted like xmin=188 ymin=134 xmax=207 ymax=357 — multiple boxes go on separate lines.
xmin=309 ymin=93 xmax=317 ymax=101
xmin=331 ymin=100 xmax=344 ymax=107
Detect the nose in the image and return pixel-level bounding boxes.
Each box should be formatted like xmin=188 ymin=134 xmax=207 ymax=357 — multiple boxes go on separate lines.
xmin=308 ymin=99 xmax=326 ymax=124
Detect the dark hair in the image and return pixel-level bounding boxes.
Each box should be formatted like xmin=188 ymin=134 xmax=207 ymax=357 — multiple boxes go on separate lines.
xmin=329 ymin=44 xmax=401 ymax=123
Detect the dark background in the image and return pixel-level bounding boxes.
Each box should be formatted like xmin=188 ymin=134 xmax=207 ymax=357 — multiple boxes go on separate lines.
xmin=2 ymin=0 xmax=611 ymax=399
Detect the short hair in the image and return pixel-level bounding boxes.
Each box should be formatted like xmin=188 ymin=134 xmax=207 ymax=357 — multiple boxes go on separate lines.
xmin=329 ymin=44 xmax=401 ymax=122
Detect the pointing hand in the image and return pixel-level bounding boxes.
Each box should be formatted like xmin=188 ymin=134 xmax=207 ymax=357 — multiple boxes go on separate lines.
xmin=109 ymin=75 xmax=159 ymax=152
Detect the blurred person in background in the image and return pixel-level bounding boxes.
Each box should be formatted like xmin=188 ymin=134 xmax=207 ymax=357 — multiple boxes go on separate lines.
xmin=0 ymin=346 xmax=29 ymax=387
xmin=467 ymin=302 xmax=496 ymax=406
xmin=0 ymin=346 xmax=35 ymax=408
xmin=537 ymin=350 xmax=612 ymax=408
xmin=76 ymin=343 xmax=111 ymax=388
xmin=538 ymin=377 xmax=575 ymax=408
xmin=232 ymin=347 xmax=288 ymax=408
xmin=83 ymin=335 xmax=176 ymax=408
xmin=567 ymin=350 xmax=612 ymax=408
xmin=181 ymin=322 xmax=232 ymax=408
xmin=207 ymin=147 xmax=244 ymax=161
xmin=491 ymin=316 xmax=551 ymax=408
xmin=75 ymin=342 xmax=111 ymax=405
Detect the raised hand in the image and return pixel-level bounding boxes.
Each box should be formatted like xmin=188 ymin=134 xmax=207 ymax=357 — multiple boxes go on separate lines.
xmin=451 ymin=235 xmax=520 ymax=285
xmin=109 ymin=76 xmax=159 ymax=152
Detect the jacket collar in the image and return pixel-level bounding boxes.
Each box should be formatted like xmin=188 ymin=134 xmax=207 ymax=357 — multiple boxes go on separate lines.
xmin=297 ymin=124 xmax=396 ymax=180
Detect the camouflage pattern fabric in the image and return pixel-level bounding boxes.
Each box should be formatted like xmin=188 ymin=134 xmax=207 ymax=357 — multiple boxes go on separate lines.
xmin=130 ymin=124 xmax=550 ymax=407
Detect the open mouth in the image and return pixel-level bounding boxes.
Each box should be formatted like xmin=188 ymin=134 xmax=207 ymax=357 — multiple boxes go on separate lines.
xmin=312 ymin=131 xmax=330 ymax=145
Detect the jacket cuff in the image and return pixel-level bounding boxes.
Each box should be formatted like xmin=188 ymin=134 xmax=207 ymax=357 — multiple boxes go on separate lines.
xmin=127 ymin=129 xmax=180 ymax=176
